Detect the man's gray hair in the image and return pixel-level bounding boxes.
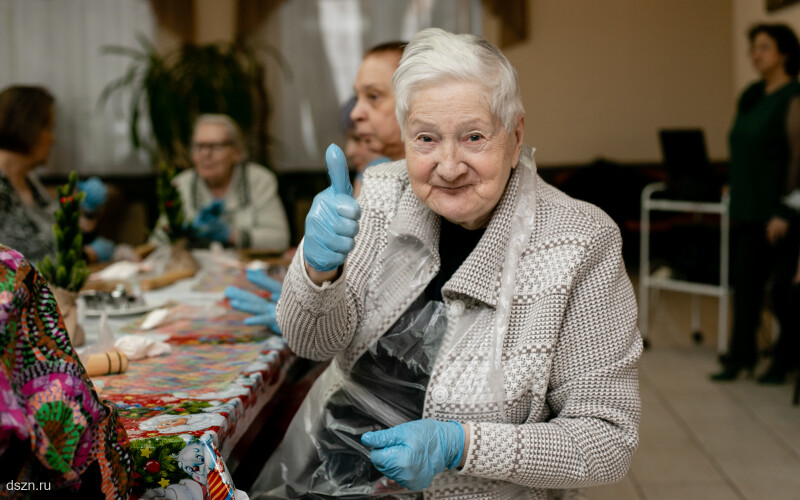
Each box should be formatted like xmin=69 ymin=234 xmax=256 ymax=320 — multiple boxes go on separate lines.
xmin=193 ymin=113 xmax=247 ymax=159
xmin=393 ymin=28 xmax=524 ymax=137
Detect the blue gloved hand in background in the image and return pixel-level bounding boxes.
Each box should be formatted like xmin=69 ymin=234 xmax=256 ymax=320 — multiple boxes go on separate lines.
xmin=191 ymin=200 xmax=231 ymax=243
xmin=195 ymin=199 xmax=225 ymax=222
xmin=245 ymin=268 xmax=282 ymax=300
xmin=224 ymin=286 xmax=280 ymax=332
xmin=77 ymin=176 xmax=108 ymax=212
xmin=361 ymin=419 xmax=465 ymax=491
xmin=303 ymin=144 xmax=361 ymax=272
xmin=87 ymin=236 xmax=115 ymax=262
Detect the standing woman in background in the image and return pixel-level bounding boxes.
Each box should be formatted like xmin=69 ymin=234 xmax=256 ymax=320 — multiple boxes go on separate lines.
xmin=713 ymin=23 xmax=800 ymax=382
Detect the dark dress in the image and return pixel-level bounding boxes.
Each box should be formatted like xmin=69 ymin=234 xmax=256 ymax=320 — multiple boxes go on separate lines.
xmin=726 ymin=80 xmax=800 ymax=371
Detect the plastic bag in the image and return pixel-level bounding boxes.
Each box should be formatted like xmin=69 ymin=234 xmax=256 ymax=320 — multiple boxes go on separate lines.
xmin=254 ymin=297 xmax=447 ymax=499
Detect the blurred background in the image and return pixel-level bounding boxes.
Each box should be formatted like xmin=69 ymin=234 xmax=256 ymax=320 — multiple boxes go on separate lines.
xmin=0 ymin=0 xmax=781 ymax=252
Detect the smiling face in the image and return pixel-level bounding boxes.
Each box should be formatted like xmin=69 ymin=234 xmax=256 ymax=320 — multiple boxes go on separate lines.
xmin=350 ymin=52 xmax=404 ymax=160
xmin=751 ymin=31 xmax=787 ymax=78
xmin=191 ymin=122 xmax=241 ymax=188
xmin=405 ymin=81 xmax=524 ymax=230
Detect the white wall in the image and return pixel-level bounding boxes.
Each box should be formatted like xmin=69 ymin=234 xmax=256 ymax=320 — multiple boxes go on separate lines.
xmin=484 ymin=0 xmax=733 ymax=166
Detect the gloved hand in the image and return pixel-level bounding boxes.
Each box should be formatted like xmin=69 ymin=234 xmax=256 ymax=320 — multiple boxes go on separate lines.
xmin=77 ymin=176 xmax=108 ymax=212
xmin=304 ymin=143 xmax=361 ymax=272
xmin=191 ymin=200 xmax=231 ymax=243
xmin=88 ymin=236 xmax=115 ymax=262
xmin=224 ymin=286 xmax=281 ymax=333
xmin=195 ymin=199 xmax=225 ymax=222
xmin=361 ymin=419 xmax=465 ymax=491
xmin=245 ymin=268 xmax=282 ymax=300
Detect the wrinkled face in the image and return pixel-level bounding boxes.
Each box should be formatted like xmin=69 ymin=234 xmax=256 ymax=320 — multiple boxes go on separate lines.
xmin=191 ymin=122 xmax=241 ymax=187
xmin=751 ymin=32 xmax=786 ymax=77
xmin=30 ymin=107 xmax=55 ymax=167
xmin=405 ymin=81 xmax=524 ymax=230
xmin=350 ymin=52 xmax=404 ymax=160
xmin=344 ymin=131 xmax=382 ymax=172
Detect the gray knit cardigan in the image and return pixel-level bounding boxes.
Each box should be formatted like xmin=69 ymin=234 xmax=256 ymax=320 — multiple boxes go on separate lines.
xmin=276 ymin=145 xmax=642 ymax=500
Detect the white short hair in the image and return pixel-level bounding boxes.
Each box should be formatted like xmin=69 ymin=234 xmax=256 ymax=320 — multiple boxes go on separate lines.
xmin=393 ymin=28 xmax=524 ymax=137
xmin=193 ymin=113 xmax=247 ymax=159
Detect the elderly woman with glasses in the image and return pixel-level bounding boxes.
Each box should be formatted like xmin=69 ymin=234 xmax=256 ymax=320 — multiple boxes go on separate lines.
xmin=254 ymin=28 xmax=641 ymax=500
xmin=154 ymin=114 xmax=290 ymax=251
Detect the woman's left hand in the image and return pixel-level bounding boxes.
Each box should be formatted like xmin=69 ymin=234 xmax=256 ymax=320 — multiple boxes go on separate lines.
xmin=361 ymin=419 xmax=465 ymax=490
xmin=224 ymin=286 xmax=281 ymax=333
xmin=766 ymin=216 xmax=789 ymax=245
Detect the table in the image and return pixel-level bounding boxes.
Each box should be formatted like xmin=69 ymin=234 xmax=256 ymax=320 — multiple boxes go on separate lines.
xmin=81 ymin=250 xmax=291 ymax=500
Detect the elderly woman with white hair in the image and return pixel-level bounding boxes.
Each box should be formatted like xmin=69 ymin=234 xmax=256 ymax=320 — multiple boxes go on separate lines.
xmin=153 ymin=113 xmax=290 ymax=251
xmin=254 ymin=28 xmax=641 ymax=500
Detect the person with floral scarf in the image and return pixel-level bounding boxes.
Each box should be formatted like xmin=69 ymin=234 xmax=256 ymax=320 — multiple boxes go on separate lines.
xmin=0 ymin=244 xmax=132 ymax=499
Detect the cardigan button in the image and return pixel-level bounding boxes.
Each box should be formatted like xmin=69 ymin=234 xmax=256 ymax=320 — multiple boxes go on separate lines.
xmin=450 ymin=300 xmax=465 ymax=316
xmin=431 ymin=386 xmax=449 ymax=403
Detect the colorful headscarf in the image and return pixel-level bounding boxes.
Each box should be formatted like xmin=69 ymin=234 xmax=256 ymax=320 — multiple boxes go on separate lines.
xmin=0 ymin=245 xmax=132 ymax=498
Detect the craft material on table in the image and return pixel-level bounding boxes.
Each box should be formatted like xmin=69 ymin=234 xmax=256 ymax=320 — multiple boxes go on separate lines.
xmin=84 ymin=350 xmax=128 ymax=376
xmin=80 ymin=284 xmax=154 ymax=316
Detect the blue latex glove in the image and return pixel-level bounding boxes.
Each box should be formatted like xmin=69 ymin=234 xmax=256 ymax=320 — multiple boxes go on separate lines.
xmin=224 ymin=286 xmax=281 ymax=333
xmin=246 ymin=269 xmax=282 ymax=300
xmin=304 ymin=144 xmax=361 ymax=272
xmin=191 ymin=200 xmax=231 ymax=242
xmin=361 ymin=419 xmax=465 ymax=491
xmin=77 ymin=177 xmax=108 ymax=212
xmin=196 ymin=199 xmax=225 ymax=223
xmin=88 ymin=236 xmax=115 ymax=262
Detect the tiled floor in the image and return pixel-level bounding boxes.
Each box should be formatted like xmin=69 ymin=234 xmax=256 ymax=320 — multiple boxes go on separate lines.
xmin=592 ymin=287 xmax=800 ymax=500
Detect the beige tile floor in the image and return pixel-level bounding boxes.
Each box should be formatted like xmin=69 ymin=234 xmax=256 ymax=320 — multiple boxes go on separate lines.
xmin=591 ymin=287 xmax=800 ymax=500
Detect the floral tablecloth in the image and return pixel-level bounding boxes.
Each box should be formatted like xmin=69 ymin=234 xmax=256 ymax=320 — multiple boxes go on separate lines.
xmin=90 ymin=264 xmax=289 ymax=500
xmin=93 ymin=334 xmax=289 ymax=500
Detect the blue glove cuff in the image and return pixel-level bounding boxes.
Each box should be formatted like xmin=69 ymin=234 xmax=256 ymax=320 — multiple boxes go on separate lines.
xmin=447 ymin=421 xmax=465 ymax=470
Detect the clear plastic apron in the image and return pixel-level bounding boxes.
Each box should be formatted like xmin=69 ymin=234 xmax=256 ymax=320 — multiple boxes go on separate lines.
xmin=253 ymin=147 xmax=539 ymax=500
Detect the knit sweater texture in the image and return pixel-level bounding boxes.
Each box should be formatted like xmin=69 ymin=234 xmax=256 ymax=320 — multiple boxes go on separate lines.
xmin=276 ymin=145 xmax=642 ymax=499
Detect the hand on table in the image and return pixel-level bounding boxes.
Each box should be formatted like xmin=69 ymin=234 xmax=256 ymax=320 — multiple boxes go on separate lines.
xmin=224 ymin=285 xmax=280 ymax=333
xmin=77 ymin=176 xmax=108 ymax=212
xmin=361 ymin=419 xmax=465 ymax=491
xmin=304 ymin=144 xmax=361 ymax=276
xmin=245 ymin=268 xmax=282 ymax=297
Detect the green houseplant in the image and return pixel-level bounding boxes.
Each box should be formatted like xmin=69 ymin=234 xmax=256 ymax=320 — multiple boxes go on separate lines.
xmin=100 ymin=35 xmax=284 ymax=169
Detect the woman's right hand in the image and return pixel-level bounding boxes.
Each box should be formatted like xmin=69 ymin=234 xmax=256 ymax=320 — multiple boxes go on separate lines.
xmin=303 ymin=144 xmax=361 ymax=285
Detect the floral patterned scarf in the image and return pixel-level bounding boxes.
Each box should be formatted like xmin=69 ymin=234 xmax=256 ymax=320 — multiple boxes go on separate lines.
xmin=0 ymin=245 xmax=132 ymax=498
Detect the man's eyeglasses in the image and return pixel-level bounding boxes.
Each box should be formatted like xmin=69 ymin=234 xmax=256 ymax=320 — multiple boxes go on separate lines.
xmin=191 ymin=141 xmax=233 ymax=154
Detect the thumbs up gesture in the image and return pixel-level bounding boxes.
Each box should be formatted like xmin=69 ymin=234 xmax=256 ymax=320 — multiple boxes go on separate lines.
xmin=303 ymin=144 xmax=361 ymax=279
